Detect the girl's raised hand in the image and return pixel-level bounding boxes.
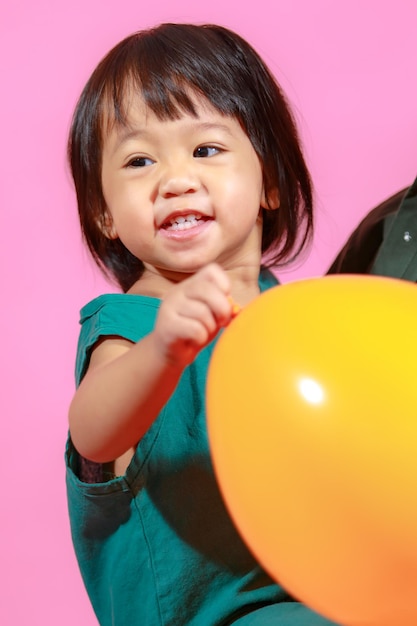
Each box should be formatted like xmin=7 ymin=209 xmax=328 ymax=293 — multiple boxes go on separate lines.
xmin=153 ymin=263 xmax=235 ymax=367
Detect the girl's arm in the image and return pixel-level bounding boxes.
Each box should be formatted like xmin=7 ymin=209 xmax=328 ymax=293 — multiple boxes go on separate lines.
xmin=68 ymin=264 xmax=233 ymax=463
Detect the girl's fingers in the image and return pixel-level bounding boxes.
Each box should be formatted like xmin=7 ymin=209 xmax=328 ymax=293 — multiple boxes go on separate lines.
xmin=228 ymin=296 xmax=241 ymax=318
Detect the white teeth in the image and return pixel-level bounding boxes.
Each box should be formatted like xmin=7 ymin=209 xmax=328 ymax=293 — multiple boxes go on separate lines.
xmin=169 ymin=214 xmax=197 ymax=224
xmin=166 ymin=214 xmax=200 ymax=231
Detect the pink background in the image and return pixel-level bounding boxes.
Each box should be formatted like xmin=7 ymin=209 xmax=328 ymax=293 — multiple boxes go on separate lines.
xmin=1 ymin=0 xmax=415 ymax=623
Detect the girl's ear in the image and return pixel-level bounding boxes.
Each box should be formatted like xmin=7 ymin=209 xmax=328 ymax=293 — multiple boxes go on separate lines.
xmin=261 ymin=186 xmax=280 ymax=210
xmin=98 ymin=211 xmax=118 ymax=239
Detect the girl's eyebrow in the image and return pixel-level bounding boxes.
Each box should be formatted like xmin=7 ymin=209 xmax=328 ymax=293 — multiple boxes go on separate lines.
xmin=111 ymin=126 xmax=149 ymax=152
xmin=193 ymin=121 xmax=234 ymax=136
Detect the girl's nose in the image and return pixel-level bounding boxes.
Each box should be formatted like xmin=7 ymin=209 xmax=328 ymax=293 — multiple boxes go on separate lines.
xmin=159 ymin=161 xmax=201 ymax=198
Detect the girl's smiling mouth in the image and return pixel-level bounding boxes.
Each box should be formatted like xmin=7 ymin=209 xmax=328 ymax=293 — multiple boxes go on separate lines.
xmin=161 ymin=213 xmax=211 ymax=232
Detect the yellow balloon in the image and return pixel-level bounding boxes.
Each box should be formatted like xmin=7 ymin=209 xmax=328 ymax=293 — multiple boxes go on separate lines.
xmin=206 ymin=275 xmax=417 ymax=626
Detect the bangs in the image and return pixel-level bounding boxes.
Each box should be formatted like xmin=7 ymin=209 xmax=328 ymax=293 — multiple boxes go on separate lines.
xmin=98 ymin=24 xmax=257 ymax=132
xmin=101 ymin=68 xmax=201 ymax=132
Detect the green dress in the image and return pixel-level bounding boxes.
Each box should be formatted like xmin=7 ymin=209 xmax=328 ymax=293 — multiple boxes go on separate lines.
xmin=66 ymin=268 xmax=339 ymax=626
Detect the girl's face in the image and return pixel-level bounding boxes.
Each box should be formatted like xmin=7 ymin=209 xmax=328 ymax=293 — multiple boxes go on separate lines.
xmin=101 ymin=94 xmax=269 ymax=283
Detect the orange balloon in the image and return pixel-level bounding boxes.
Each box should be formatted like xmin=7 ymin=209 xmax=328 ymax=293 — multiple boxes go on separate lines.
xmin=206 ymin=275 xmax=417 ymax=626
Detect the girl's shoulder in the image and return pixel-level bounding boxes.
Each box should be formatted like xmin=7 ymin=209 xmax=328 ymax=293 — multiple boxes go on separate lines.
xmin=75 ymin=293 xmax=161 ymax=385
xmin=259 ymin=266 xmax=280 ymax=290
xmin=79 ymin=292 xmax=161 ymax=322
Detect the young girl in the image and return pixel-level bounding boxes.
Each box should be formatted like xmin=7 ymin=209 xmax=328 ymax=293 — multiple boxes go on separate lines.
xmin=66 ymin=22 xmax=339 ymax=626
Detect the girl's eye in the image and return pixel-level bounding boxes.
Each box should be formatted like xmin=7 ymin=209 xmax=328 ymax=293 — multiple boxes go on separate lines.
xmin=127 ymin=156 xmax=154 ymax=168
xmin=194 ymin=146 xmax=220 ymax=158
